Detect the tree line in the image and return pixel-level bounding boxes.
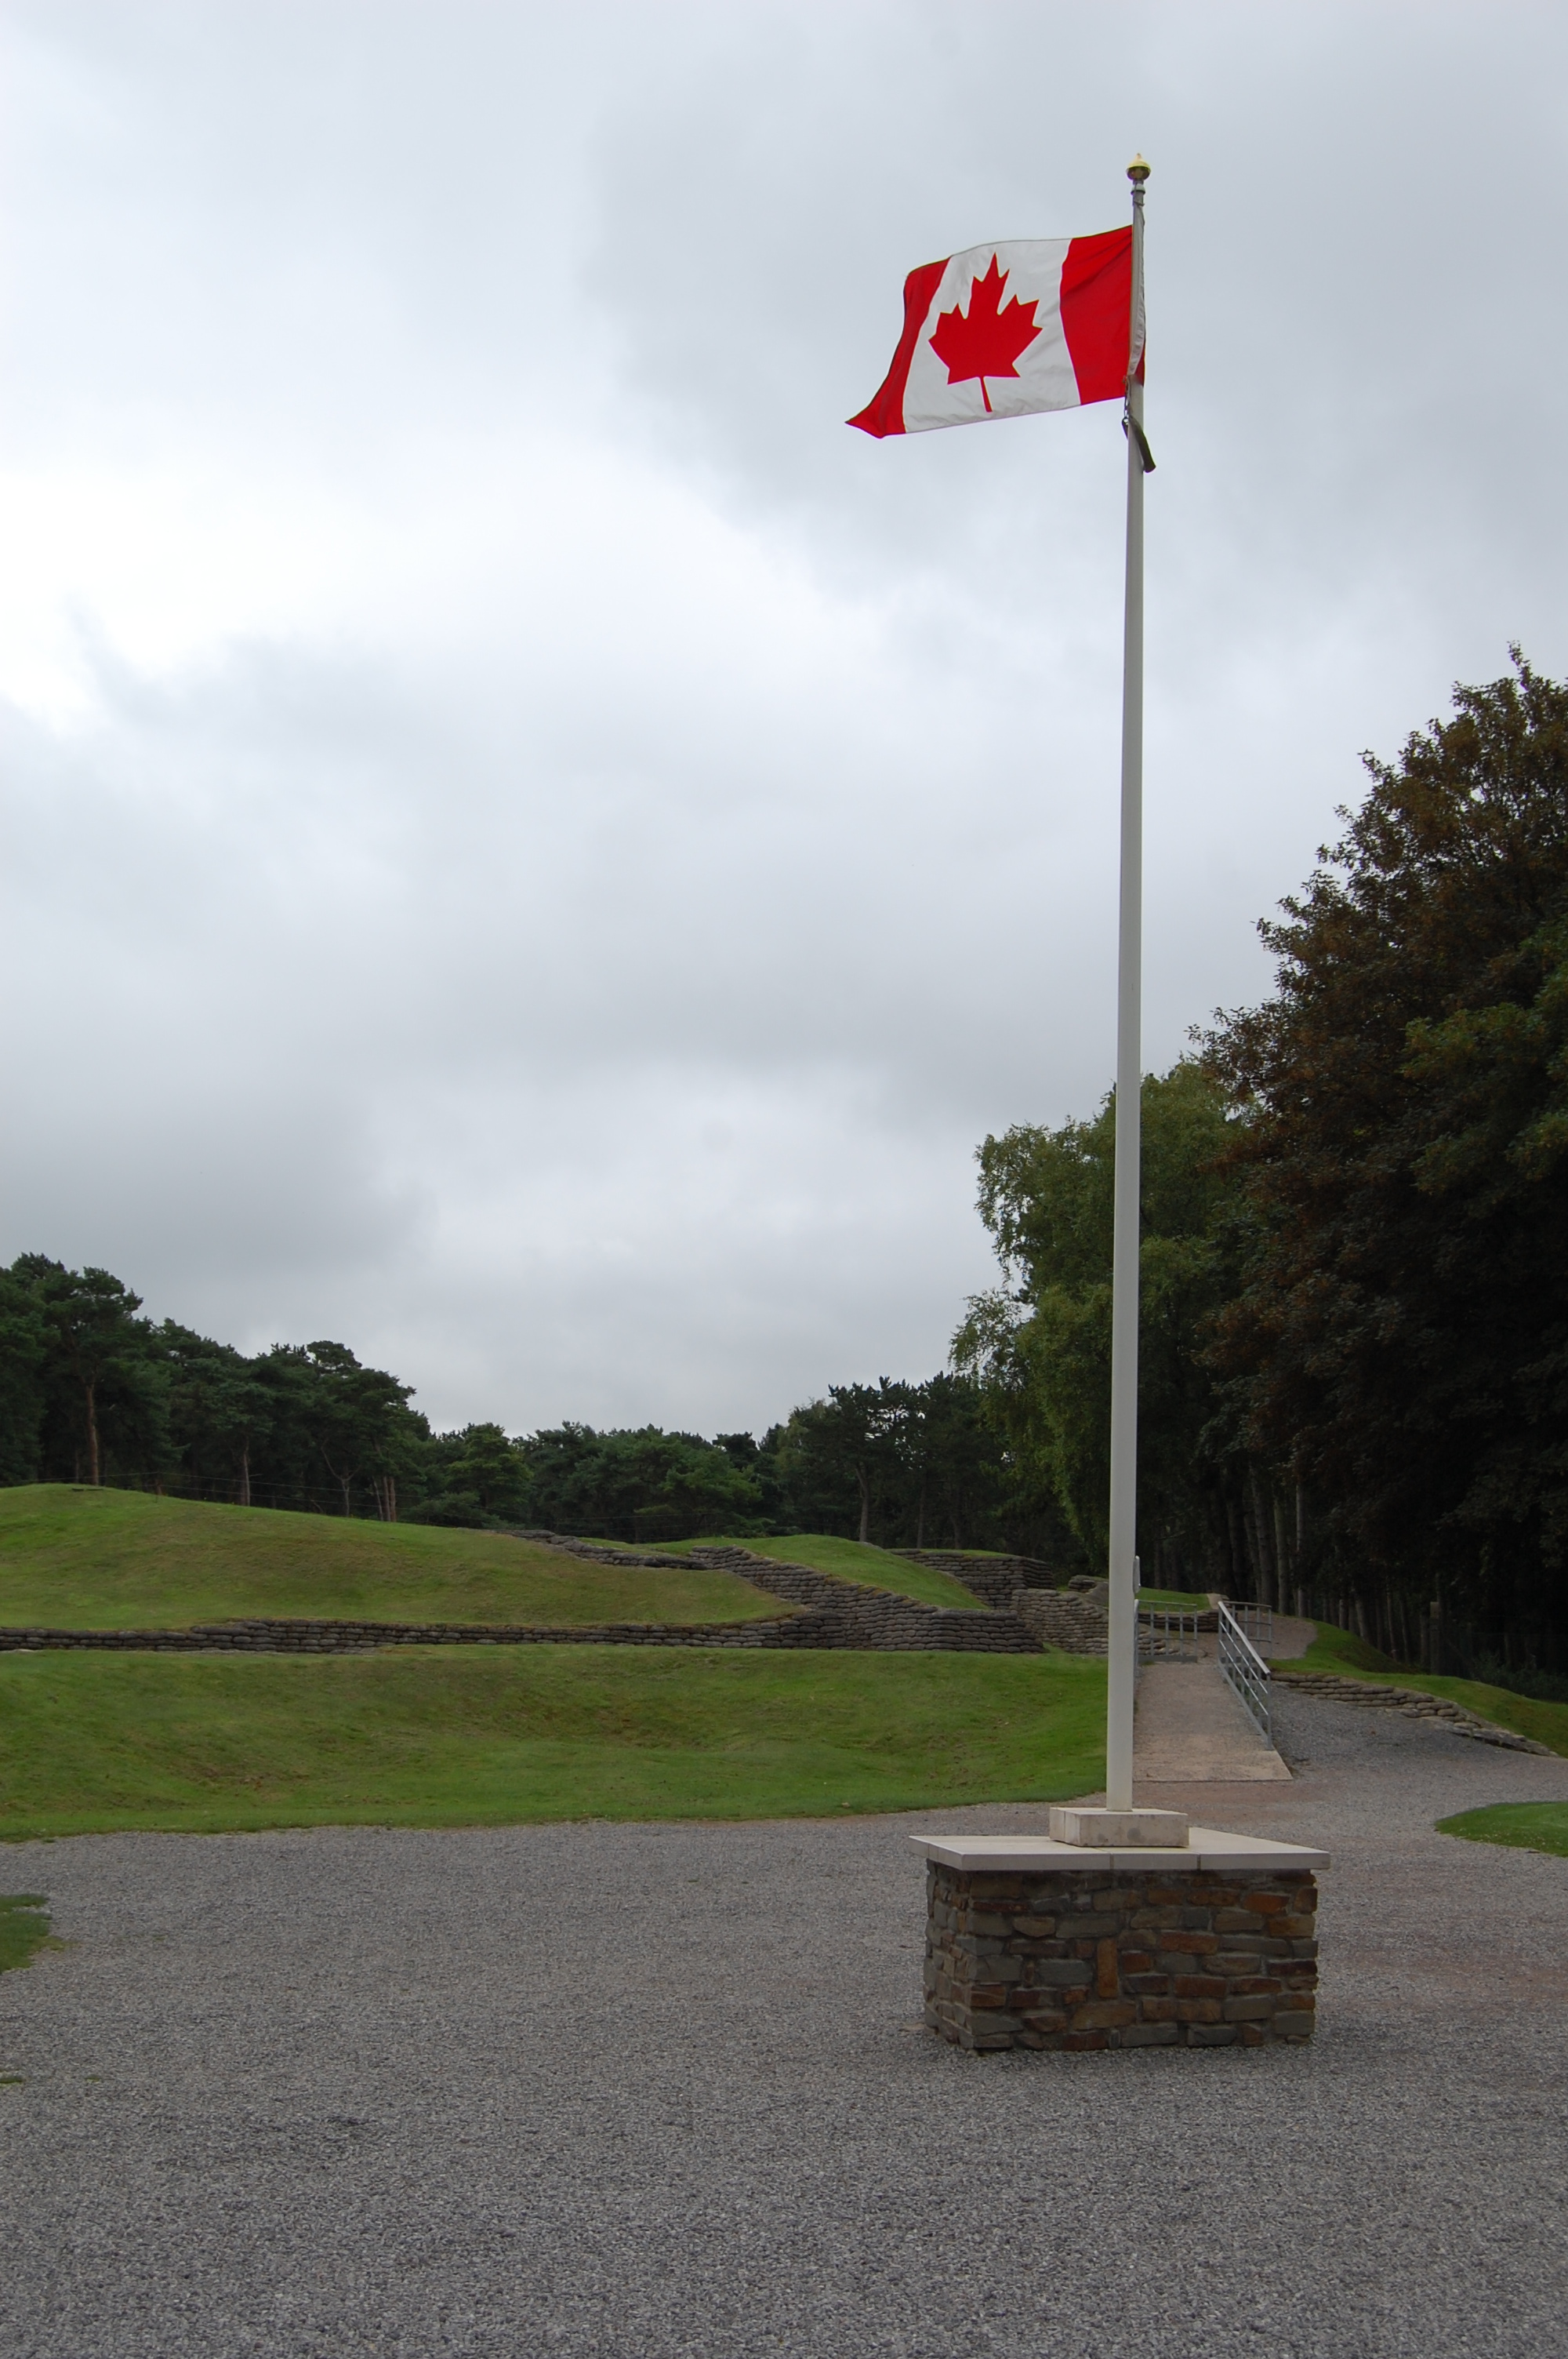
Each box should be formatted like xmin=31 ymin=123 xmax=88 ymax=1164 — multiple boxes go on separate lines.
xmin=960 ymin=659 xmax=1568 ymax=1675
xmin=0 ymin=1256 xmax=1069 ymax=1559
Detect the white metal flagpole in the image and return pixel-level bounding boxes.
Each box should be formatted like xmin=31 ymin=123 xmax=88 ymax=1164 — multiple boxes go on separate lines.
xmin=1104 ymin=155 xmax=1150 ymax=1812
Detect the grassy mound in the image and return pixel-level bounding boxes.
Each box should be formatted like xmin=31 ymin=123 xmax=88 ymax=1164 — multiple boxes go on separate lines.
xmin=652 ymin=1533 xmax=986 ymax=1611
xmin=1437 ymin=1801 xmax=1568 ymax=1858
xmin=1274 ymin=1621 xmax=1568 ymax=1756
xmin=0 ymin=1647 xmax=1105 ymax=1838
xmin=0 ymin=1486 xmax=784 ymax=1631
xmin=1285 ymin=1623 xmax=1401 ymax=1677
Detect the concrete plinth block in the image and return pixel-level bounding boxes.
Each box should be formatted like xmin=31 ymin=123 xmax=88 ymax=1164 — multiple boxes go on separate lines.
xmin=1049 ymin=1806 xmax=1191 ymax=1848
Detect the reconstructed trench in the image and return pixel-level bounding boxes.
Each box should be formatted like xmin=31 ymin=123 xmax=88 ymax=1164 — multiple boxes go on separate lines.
xmin=0 ymin=1537 xmax=1096 ymax=1658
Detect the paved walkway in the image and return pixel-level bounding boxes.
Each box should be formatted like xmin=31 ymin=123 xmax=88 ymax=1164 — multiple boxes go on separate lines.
xmin=1134 ymin=1628 xmax=1294 ymax=1782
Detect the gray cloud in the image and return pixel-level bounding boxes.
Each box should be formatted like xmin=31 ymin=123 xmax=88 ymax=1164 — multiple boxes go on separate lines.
xmin=2 ymin=1 xmax=1565 ymax=1433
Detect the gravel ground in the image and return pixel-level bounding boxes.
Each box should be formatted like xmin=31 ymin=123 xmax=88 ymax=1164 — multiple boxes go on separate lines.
xmin=2 ymin=1693 xmax=1566 ymax=2359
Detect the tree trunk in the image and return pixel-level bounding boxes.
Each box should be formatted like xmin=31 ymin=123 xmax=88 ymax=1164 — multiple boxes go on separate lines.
xmin=914 ymin=1477 xmax=926 ymax=1551
xmin=85 ymin=1382 xmax=100 ymax=1486
xmin=1272 ymin=1492 xmax=1292 ymax=1606
xmin=1246 ymin=1467 xmax=1273 ymax=1608
xmin=1223 ymin=1488 xmax=1244 ymax=1593
xmin=856 ymin=1467 xmax=870 ymax=1547
xmin=238 ymin=1444 xmax=251 ymax=1510
xmin=339 ymin=1476 xmax=353 ymax=1517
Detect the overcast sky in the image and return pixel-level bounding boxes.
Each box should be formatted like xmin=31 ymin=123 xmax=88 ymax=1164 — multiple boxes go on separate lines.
xmin=2 ymin=1 xmax=1565 ymax=1438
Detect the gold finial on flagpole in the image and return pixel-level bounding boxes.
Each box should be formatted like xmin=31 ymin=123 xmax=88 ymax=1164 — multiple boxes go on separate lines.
xmin=1127 ymin=154 xmax=1151 ymax=183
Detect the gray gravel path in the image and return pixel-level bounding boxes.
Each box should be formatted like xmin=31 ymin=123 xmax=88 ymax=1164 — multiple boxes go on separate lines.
xmin=2 ymin=1693 xmax=1566 ymax=2359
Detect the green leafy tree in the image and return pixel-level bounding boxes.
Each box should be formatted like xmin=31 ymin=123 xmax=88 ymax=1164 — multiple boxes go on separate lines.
xmin=633 ymin=1434 xmax=767 ymax=1543
xmin=955 ymin=1061 xmax=1243 ymax=1587
xmin=517 ymin=1425 xmax=765 ymax=1542
xmin=768 ymin=1377 xmax=1020 ymax=1550
xmin=434 ymin=1422 xmax=531 ymax=1526
xmin=0 ymin=1267 xmax=48 ymax=1484
xmin=1205 ymin=656 xmax=1568 ymax=1663
xmin=776 ymin=1381 xmax=906 ymax=1544
xmin=899 ymin=1373 xmax=1003 ymax=1550
xmin=158 ymin=1325 xmax=275 ymax=1505
xmin=10 ymin=1258 xmax=167 ymax=1485
xmin=293 ymin=1341 xmax=425 ymax=1519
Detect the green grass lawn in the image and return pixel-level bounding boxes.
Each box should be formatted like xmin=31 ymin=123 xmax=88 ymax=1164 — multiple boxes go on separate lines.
xmin=1273 ymin=1621 xmax=1568 ymax=1757
xmin=1138 ymin=1588 xmax=1211 ymax=1610
xmin=652 ymin=1532 xmax=986 ymax=1611
xmin=0 ymin=1894 xmax=56 ymax=1975
xmin=1436 ymin=1801 xmax=1568 ymax=1857
xmin=0 ymin=1646 xmax=1106 ymax=1839
xmin=0 ymin=1487 xmax=785 ymax=1631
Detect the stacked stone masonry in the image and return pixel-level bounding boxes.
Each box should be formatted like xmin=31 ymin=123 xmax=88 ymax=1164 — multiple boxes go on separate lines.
xmin=513 ymin=1534 xmax=1042 ymax=1654
xmin=1010 ymin=1589 xmax=1111 ymax=1655
xmin=0 ymin=1615 xmax=806 ymax=1656
xmin=924 ymin=1862 xmax=1319 ymax=2051
xmin=891 ymin=1550 xmax=1055 ymax=1612
xmin=688 ymin=1544 xmax=1035 ymax=1651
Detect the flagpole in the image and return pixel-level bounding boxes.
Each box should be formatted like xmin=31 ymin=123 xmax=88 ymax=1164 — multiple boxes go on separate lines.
xmin=1104 ymin=155 xmax=1149 ymax=1812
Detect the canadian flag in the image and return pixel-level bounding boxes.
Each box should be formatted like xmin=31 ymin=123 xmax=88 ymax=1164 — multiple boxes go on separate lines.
xmin=848 ymin=229 xmax=1138 ymax=438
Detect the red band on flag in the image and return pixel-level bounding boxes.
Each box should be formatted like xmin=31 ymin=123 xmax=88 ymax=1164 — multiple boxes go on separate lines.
xmin=847 ymin=256 xmax=948 ymax=439
xmin=1059 ymin=226 xmax=1136 ymax=405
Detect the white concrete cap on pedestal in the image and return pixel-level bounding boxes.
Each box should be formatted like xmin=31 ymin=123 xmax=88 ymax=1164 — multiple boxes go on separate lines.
xmin=1049 ymin=1806 xmax=1189 ymax=1848
xmin=910 ymin=1827 xmax=1330 ymax=1873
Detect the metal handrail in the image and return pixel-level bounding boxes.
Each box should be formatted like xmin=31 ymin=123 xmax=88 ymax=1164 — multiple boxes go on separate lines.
xmin=1137 ymin=1607 xmax=1200 ymax=1663
xmin=1225 ymin=1599 xmax=1274 ymax=1656
xmin=1216 ymin=1597 xmax=1272 ymax=1743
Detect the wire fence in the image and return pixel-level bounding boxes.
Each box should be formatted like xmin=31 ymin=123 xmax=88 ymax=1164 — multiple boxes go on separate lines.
xmin=53 ymin=1471 xmax=388 ymax=1520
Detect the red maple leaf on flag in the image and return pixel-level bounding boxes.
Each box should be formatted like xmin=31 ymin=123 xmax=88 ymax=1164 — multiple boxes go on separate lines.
xmin=927 ymin=256 xmax=1042 ymax=411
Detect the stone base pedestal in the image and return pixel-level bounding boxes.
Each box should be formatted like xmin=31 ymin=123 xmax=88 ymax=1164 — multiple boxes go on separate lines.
xmin=913 ymin=1830 xmax=1327 ymax=2052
